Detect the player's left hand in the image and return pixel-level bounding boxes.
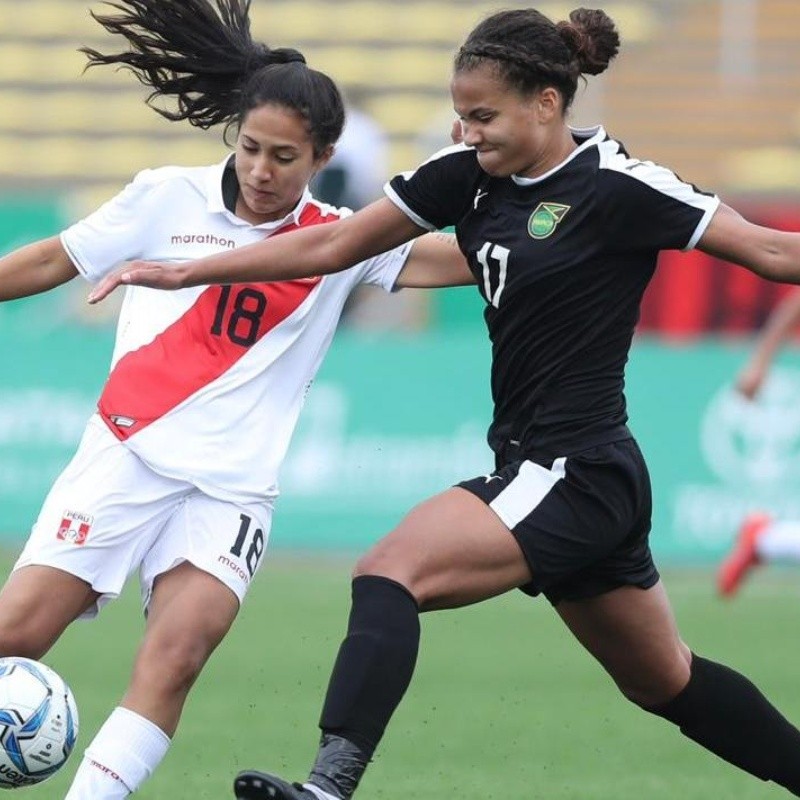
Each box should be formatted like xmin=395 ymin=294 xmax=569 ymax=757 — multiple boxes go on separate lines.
xmin=87 ymin=260 xmax=186 ymax=303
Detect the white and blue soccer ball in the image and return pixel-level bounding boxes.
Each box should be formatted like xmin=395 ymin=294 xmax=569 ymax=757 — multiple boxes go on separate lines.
xmin=0 ymin=658 xmax=79 ymax=789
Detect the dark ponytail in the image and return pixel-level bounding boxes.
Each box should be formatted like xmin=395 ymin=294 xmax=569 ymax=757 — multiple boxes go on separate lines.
xmin=82 ymin=0 xmax=344 ymax=154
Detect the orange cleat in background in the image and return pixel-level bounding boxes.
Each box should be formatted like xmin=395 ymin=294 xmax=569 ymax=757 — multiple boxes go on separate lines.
xmin=717 ymin=513 xmax=772 ymax=598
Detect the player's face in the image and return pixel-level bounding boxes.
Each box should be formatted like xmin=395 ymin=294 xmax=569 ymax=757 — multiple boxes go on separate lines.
xmin=235 ymin=104 xmax=332 ymax=224
xmin=451 ymin=64 xmax=558 ymax=178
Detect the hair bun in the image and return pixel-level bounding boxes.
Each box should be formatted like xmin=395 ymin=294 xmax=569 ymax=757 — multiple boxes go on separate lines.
xmin=557 ymin=8 xmax=619 ymax=76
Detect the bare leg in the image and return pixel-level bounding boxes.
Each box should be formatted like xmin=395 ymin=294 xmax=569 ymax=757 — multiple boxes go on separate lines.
xmin=356 ymin=487 xmax=531 ymax=608
xmin=123 ymin=560 xmax=240 ymax=735
xmin=555 ymin=581 xmax=691 ymax=705
xmin=65 ymin=561 xmax=241 ymax=799
xmin=0 ymin=565 xmax=100 ymax=657
xmin=557 ymin=581 xmax=800 ymax=794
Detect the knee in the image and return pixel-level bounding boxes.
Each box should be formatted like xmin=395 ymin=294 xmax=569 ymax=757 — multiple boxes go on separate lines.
xmin=353 ymin=549 xmax=386 ymax=579
xmin=132 ymin=634 xmax=209 ymax=697
xmin=0 ymin=620 xmax=52 ymax=660
xmin=616 ymin=649 xmax=692 ymax=708
xmin=619 ymin=680 xmax=680 ymax=709
xmin=352 ymin=540 xmax=408 ymax=581
xmin=352 ymin=549 xmax=423 ymax=604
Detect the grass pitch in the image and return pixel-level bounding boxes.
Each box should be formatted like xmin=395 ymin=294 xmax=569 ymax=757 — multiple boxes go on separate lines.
xmin=13 ymin=552 xmax=800 ymax=800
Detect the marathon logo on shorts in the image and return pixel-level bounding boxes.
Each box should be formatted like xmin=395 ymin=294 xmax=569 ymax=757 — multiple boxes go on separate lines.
xmin=56 ymin=510 xmax=94 ymax=546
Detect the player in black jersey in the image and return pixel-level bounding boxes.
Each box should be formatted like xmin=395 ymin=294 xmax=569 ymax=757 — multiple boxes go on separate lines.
xmin=89 ymin=6 xmax=800 ymax=798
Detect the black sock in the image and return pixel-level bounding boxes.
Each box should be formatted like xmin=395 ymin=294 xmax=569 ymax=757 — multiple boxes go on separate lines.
xmin=648 ymin=653 xmax=800 ymax=795
xmin=310 ymin=575 xmax=420 ymax=798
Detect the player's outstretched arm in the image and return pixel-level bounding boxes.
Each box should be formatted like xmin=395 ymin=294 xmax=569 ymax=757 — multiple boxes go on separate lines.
xmin=88 ymin=198 xmax=423 ymax=302
xmin=736 ymin=288 xmax=800 ymax=399
xmin=698 ymin=203 xmax=800 ymax=283
xmin=698 ymin=204 xmax=800 ymax=399
xmin=0 ymin=236 xmax=79 ymax=301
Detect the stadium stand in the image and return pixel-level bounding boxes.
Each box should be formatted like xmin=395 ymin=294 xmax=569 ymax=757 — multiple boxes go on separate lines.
xmin=0 ymin=0 xmax=797 ymax=213
xmin=602 ymin=0 xmax=800 ymax=195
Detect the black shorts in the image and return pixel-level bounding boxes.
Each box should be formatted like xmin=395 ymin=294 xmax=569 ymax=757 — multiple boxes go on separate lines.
xmin=458 ymin=437 xmax=659 ymax=605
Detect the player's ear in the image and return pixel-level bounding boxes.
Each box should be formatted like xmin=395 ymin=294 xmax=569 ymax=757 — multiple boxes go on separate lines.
xmin=536 ymin=87 xmax=561 ymax=122
xmin=314 ymin=144 xmax=335 ymax=173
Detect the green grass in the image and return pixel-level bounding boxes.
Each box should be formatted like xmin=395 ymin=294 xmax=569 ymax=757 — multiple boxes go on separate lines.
xmin=11 ymin=553 xmax=800 ymax=800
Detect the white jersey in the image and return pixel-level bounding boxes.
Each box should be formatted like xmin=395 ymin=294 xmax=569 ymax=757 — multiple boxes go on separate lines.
xmin=60 ymin=156 xmax=411 ymax=503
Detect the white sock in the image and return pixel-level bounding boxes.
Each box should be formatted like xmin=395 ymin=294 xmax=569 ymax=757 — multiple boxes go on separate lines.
xmin=64 ymin=707 xmax=171 ymax=799
xmin=758 ymin=521 xmax=800 ymax=562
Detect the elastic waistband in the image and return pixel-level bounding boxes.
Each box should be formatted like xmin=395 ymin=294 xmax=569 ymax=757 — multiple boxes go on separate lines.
xmin=496 ymin=424 xmax=633 ymax=467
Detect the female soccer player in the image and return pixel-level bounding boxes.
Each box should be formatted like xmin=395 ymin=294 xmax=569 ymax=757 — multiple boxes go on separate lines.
xmin=90 ymin=7 xmax=800 ymax=799
xmin=0 ymin=1 xmax=471 ymax=798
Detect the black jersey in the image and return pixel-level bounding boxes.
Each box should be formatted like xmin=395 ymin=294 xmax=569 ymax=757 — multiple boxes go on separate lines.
xmin=386 ymin=126 xmax=720 ymax=461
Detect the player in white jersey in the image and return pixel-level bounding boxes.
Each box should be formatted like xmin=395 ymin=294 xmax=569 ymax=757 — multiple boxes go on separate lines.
xmin=718 ymin=288 xmax=800 ymax=597
xmin=0 ymin=1 xmax=473 ymax=798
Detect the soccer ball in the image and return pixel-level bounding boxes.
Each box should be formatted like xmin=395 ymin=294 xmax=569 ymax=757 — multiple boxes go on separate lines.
xmin=0 ymin=658 xmax=79 ymax=789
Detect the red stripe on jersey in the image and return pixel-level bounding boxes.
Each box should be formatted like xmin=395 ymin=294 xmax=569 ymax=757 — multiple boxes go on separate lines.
xmin=98 ymin=203 xmax=341 ymax=440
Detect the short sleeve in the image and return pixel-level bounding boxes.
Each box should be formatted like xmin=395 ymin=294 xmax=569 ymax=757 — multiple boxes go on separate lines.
xmin=384 ymin=144 xmax=482 ymax=231
xmin=355 ymin=241 xmax=414 ymax=292
xmin=60 ymin=169 xmax=160 ymax=283
xmin=597 ymin=158 xmax=720 ymax=253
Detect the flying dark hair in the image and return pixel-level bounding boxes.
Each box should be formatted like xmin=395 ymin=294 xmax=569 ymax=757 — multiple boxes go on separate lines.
xmin=454 ymin=7 xmax=620 ymax=110
xmin=81 ymin=0 xmax=345 ymax=155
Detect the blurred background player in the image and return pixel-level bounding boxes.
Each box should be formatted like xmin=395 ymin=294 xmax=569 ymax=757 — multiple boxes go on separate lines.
xmin=718 ymin=288 xmax=800 ymax=597
xmin=0 ymin=1 xmax=471 ymax=798
xmin=311 ymin=86 xmax=389 ymax=212
xmin=312 ymin=86 xmax=430 ymax=330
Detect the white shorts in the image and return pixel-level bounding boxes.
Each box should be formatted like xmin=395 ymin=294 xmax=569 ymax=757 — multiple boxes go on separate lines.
xmin=14 ymin=418 xmax=273 ymax=618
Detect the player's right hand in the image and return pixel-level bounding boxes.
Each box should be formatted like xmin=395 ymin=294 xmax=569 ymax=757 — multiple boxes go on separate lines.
xmin=87 ymin=260 xmax=187 ymax=303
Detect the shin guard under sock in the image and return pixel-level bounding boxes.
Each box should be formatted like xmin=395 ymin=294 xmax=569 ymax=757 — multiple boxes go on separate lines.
xmin=312 ymin=575 xmax=420 ymax=797
xmin=648 ymin=654 xmax=800 ymax=795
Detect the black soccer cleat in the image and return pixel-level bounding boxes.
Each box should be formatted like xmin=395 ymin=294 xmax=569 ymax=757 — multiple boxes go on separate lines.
xmin=234 ymin=770 xmax=321 ymax=800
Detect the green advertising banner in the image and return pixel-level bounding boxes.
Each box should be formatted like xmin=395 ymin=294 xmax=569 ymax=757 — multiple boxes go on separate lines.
xmin=0 ymin=326 xmax=112 ymax=532
xmin=2 ymin=274 xmax=796 ymax=564
xmin=0 ymin=199 xmax=63 ymax=254
xmin=270 ymin=332 xmax=494 ymax=550
xmin=627 ymin=342 xmax=800 ymax=563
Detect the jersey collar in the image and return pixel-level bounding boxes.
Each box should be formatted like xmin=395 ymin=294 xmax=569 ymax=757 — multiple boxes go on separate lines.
xmin=206 ymin=154 xmax=313 ymax=231
xmin=511 ymin=125 xmax=606 ymax=186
